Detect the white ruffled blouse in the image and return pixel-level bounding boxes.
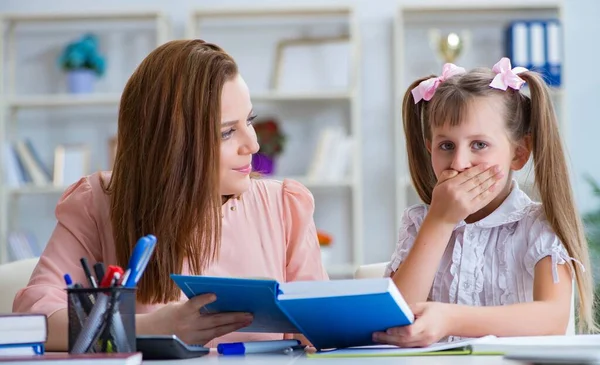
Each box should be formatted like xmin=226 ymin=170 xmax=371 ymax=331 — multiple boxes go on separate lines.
xmin=385 ymin=180 xmax=577 ymax=307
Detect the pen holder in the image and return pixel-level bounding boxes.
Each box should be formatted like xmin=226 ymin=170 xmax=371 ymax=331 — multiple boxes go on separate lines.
xmin=67 ymin=287 xmax=136 ymax=354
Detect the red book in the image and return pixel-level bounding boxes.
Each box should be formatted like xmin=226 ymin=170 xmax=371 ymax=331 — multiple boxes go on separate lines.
xmin=0 ymin=352 xmax=142 ymax=365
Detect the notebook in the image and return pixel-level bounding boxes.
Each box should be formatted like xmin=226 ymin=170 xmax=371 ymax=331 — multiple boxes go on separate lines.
xmin=307 ymin=334 xmax=600 ymax=358
xmin=170 ymin=275 xmax=414 ymax=350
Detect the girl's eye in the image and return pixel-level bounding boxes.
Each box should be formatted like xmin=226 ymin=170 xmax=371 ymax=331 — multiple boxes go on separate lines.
xmin=439 ymin=142 xmax=454 ymax=151
xmin=472 ymin=141 xmax=488 ymax=150
xmin=247 ymin=114 xmax=257 ymax=125
xmin=221 ymin=129 xmax=235 ymax=139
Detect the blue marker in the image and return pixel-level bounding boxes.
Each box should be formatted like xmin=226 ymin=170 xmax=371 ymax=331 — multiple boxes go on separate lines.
xmin=122 ymin=234 xmax=157 ymax=288
xmin=217 ymin=340 xmax=300 ymax=355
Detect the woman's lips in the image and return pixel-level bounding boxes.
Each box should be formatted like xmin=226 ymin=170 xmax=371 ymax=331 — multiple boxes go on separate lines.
xmin=233 ymin=164 xmax=252 ymax=174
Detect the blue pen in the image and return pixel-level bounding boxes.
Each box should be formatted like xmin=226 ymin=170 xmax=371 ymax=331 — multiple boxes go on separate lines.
xmin=64 ymin=274 xmax=86 ymax=326
xmin=217 ymin=340 xmax=300 ymax=355
xmin=122 ymin=234 xmax=157 ymax=288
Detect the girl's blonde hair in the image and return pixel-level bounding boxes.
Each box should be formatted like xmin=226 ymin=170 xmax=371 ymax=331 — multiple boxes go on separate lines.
xmin=402 ymin=66 xmax=596 ymax=333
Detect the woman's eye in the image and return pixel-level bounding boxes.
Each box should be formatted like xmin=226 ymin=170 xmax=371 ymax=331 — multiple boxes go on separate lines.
xmin=439 ymin=142 xmax=454 ymax=151
xmin=472 ymin=141 xmax=488 ymax=150
xmin=221 ymin=129 xmax=235 ymax=139
xmin=247 ymin=114 xmax=257 ymax=125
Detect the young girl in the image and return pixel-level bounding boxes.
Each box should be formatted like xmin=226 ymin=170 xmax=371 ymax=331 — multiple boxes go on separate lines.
xmin=377 ymin=58 xmax=596 ymax=347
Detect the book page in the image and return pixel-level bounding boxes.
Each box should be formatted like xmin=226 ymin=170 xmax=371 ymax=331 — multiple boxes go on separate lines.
xmin=278 ymin=278 xmax=392 ymax=299
xmin=309 ymin=336 xmax=497 ymax=358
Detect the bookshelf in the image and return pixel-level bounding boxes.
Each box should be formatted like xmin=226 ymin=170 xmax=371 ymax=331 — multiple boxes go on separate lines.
xmin=187 ymin=5 xmax=363 ymax=278
xmin=393 ymin=0 xmax=565 ymax=235
xmin=0 ymin=11 xmax=170 ymax=263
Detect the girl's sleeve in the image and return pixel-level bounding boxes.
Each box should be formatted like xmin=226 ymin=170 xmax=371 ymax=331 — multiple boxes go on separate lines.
xmin=282 ymin=179 xmax=329 ymax=282
xmin=524 ymin=210 xmax=579 ymax=283
xmin=12 ymin=177 xmax=103 ymax=317
xmin=384 ymin=205 xmax=427 ymax=277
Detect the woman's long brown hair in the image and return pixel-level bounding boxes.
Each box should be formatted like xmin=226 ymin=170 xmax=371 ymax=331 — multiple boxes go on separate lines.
xmin=402 ymin=67 xmax=597 ymax=333
xmin=102 ymin=39 xmax=238 ymax=304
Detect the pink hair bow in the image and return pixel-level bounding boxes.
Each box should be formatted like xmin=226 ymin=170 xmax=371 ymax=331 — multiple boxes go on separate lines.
xmin=411 ymin=63 xmax=466 ymax=103
xmin=489 ymin=57 xmax=528 ymax=91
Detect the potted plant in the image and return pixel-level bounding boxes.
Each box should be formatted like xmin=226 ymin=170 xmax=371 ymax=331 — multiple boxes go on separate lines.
xmin=252 ymin=118 xmax=286 ymax=175
xmin=317 ymin=230 xmax=333 ymax=264
xmin=58 ymin=33 xmax=106 ymax=94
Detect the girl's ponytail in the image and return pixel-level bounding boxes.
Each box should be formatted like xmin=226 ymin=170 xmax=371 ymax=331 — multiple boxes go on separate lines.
xmin=520 ymin=71 xmax=597 ymax=333
xmin=403 ymin=77 xmax=437 ymax=204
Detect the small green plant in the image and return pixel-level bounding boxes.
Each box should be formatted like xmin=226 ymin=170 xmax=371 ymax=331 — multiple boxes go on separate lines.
xmin=582 ymin=174 xmax=600 ymax=326
xmin=58 ymin=33 xmax=106 ymax=76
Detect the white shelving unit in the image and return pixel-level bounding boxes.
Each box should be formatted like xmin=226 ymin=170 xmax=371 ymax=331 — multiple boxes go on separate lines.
xmin=393 ymin=0 xmax=565 ymax=235
xmin=0 ymin=11 xmax=170 ymax=263
xmin=188 ymin=5 xmax=363 ymax=278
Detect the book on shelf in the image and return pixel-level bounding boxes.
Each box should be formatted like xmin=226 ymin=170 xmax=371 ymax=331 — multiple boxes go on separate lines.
xmin=3 ymin=140 xmax=52 ymax=187
xmin=170 ymin=275 xmax=414 ymax=350
xmin=306 ymin=126 xmax=353 ymax=182
xmin=7 ymin=231 xmax=41 ymax=262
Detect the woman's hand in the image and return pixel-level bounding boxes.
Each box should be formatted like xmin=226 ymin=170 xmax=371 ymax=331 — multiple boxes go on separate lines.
xmin=428 ymin=164 xmax=503 ymax=225
xmin=138 ymin=293 xmax=253 ymax=346
xmin=372 ymin=302 xmax=453 ymax=348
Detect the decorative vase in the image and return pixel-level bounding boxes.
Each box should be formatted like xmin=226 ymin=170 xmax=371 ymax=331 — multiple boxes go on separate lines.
xmin=252 ymin=153 xmax=276 ymax=175
xmin=67 ymin=69 xmax=95 ymax=94
xmin=320 ymin=246 xmax=332 ymax=265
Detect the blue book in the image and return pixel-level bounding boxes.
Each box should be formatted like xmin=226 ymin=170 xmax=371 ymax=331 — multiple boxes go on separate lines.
xmin=170 ymin=275 xmax=414 ymax=350
xmin=0 ymin=342 xmax=44 ymax=356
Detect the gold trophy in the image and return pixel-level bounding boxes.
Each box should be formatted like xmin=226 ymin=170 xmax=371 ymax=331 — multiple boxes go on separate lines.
xmin=428 ymin=29 xmax=470 ymax=64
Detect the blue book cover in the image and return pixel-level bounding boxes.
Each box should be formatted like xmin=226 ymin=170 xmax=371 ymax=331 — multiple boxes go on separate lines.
xmin=170 ymin=275 xmax=300 ymax=333
xmin=170 ymin=275 xmax=414 ymax=350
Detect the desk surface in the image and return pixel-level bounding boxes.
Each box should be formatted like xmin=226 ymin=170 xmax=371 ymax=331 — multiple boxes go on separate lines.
xmin=147 ymin=352 xmax=523 ymax=364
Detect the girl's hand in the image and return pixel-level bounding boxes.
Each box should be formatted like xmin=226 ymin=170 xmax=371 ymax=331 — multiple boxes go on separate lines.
xmin=372 ymin=302 xmax=452 ymax=348
xmin=428 ymin=164 xmax=503 ymax=225
xmin=139 ymin=293 xmax=254 ymax=346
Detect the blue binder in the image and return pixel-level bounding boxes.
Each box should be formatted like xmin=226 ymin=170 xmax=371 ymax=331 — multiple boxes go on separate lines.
xmin=170 ymin=275 xmax=414 ymax=350
xmin=506 ymin=19 xmax=562 ymax=87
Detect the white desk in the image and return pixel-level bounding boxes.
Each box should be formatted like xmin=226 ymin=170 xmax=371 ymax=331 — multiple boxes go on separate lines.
xmin=147 ymin=352 xmax=523 ymax=364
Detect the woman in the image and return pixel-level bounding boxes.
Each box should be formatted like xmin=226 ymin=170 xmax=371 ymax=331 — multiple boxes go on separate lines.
xmin=13 ymin=39 xmax=328 ymax=351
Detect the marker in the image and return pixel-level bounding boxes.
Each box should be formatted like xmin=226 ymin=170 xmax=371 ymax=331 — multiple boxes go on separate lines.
xmin=93 ymin=262 xmax=106 ymax=285
xmin=100 ymin=265 xmax=124 ymax=288
xmin=283 ymin=344 xmax=306 ymax=355
xmin=217 ymin=340 xmax=301 ymax=355
xmin=73 ymin=283 xmax=94 ymax=314
xmin=80 ymin=257 xmax=97 ymax=288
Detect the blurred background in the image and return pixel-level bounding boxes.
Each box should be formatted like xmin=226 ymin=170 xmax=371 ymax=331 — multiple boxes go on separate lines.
xmin=0 ymin=0 xmax=598 ymax=282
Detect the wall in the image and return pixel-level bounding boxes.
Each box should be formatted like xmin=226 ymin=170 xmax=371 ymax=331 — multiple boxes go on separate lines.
xmin=1 ymin=0 xmax=598 ymax=265
xmin=563 ymin=0 xmax=600 ymax=213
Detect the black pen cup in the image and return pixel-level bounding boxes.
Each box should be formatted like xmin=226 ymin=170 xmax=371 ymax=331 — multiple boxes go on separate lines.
xmin=66 ymin=286 xmax=136 ymax=354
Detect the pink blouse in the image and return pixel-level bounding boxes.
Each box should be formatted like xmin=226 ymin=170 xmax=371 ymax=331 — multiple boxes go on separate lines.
xmin=12 ymin=172 xmax=328 ymax=347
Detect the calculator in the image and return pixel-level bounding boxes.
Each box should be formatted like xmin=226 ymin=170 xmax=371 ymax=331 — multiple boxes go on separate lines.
xmin=136 ymin=335 xmax=210 ymax=360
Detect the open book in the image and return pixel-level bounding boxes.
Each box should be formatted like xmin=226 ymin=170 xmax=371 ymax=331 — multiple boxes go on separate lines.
xmin=307 ymin=334 xmax=600 ymax=358
xmin=170 ymin=275 xmax=414 ymax=350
